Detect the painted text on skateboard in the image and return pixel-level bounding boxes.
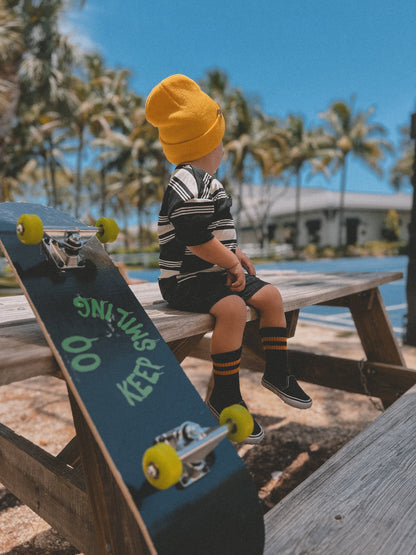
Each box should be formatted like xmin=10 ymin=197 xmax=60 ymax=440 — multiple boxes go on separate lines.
xmin=61 ymin=295 xmax=165 ymax=406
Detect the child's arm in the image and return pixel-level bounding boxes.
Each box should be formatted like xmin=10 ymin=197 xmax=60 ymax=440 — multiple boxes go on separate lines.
xmin=235 ymin=248 xmax=256 ymax=276
xmin=187 ymin=238 xmax=245 ymax=291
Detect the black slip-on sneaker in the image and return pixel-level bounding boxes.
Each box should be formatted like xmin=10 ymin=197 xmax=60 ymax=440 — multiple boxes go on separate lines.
xmin=261 ymin=374 xmax=312 ymax=409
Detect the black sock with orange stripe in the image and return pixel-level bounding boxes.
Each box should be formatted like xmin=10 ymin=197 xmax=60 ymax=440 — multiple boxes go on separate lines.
xmin=260 ymin=326 xmax=312 ymax=408
xmin=260 ymin=327 xmax=289 ymax=386
xmin=209 ymin=347 xmax=243 ymax=411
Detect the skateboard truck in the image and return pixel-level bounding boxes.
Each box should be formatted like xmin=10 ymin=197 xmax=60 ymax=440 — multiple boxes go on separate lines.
xmin=16 ymin=214 xmax=119 ymax=271
xmin=142 ymin=404 xmax=254 ymax=490
xmin=41 ymin=228 xmax=97 ymax=270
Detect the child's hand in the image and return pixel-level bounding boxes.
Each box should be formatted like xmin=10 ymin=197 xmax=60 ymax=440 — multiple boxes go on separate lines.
xmin=226 ymin=262 xmax=245 ymax=291
xmin=236 ymin=248 xmax=256 ymax=276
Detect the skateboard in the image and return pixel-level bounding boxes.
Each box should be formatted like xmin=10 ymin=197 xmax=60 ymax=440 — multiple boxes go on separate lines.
xmin=0 ymin=202 xmax=265 ymax=555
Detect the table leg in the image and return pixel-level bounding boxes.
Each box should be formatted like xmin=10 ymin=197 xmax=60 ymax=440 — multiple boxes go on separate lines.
xmin=349 ymin=288 xmax=405 ymax=366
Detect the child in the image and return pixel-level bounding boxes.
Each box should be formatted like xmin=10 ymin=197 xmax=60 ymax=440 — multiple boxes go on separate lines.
xmin=145 ymin=74 xmax=311 ymax=443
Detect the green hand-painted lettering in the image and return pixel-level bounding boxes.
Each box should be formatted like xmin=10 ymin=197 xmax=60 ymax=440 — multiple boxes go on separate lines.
xmin=61 ymin=335 xmax=101 ymax=373
xmin=91 ymin=298 xmax=113 ymax=321
xmin=72 ymin=353 xmax=101 ymax=372
xmin=116 ymin=358 xmax=164 ymax=406
xmin=73 ymin=297 xmax=90 ymax=318
xmin=62 ymin=335 xmax=99 ymax=353
xmin=133 ymin=338 xmax=159 ymax=352
xmin=133 ymin=357 xmax=164 ymax=383
xmin=116 ymin=381 xmax=145 ymax=406
xmin=116 ymin=308 xmax=132 ymax=328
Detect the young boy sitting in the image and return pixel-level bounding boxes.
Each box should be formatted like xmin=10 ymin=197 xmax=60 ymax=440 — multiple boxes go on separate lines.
xmin=145 ymin=74 xmax=311 ymax=443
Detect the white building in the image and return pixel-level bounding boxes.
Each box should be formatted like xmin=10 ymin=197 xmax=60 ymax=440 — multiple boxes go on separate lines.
xmin=236 ymin=185 xmax=412 ymax=249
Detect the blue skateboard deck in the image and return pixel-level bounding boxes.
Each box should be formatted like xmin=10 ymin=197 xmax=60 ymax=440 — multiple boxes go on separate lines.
xmin=0 ymin=202 xmax=264 ymax=555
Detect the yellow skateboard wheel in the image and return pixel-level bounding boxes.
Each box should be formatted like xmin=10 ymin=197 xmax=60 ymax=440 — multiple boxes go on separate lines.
xmin=95 ymin=217 xmax=119 ymax=243
xmin=219 ymin=404 xmax=254 ymax=443
xmin=142 ymin=442 xmax=182 ymax=490
xmin=16 ymin=214 xmax=44 ymax=245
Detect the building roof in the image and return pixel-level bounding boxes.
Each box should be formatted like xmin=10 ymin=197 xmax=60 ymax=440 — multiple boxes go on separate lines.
xmin=237 ymin=185 xmax=412 ymax=224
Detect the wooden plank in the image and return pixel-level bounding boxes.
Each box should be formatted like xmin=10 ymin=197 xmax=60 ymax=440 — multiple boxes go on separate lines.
xmin=286 ymin=310 xmax=300 ymax=338
xmin=168 ymin=332 xmax=206 ymax=363
xmin=264 ymin=384 xmax=416 ymax=555
xmin=1 ymin=271 xmax=403 ymax=327
xmin=57 ymin=436 xmax=82 ymax=473
xmin=0 ymin=272 xmax=405 ymax=386
xmin=0 ymin=321 xmax=59 ymax=385
xmin=0 ymin=422 xmax=98 ymax=554
xmin=349 ymin=288 xmax=405 ymax=366
xmin=264 ymin=271 xmax=403 ymax=312
xmin=68 ymin=392 xmax=154 ymax=555
xmin=287 ymin=350 xmax=416 ymax=405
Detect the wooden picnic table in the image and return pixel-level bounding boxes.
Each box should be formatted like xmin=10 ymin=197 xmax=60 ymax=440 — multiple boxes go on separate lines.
xmin=1 ymin=269 xmax=415 ymax=554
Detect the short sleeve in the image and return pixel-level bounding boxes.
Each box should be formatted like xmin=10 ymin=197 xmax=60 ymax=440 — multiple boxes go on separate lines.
xmin=169 ymin=197 xmax=215 ymax=246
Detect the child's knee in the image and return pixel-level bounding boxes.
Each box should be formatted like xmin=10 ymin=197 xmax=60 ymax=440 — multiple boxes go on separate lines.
xmin=248 ymin=285 xmax=284 ymax=316
xmin=211 ymin=295 xmax=247 ymax=323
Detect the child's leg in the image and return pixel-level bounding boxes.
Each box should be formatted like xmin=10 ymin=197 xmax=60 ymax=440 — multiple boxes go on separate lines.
xmin=208 ymin=295 xmax=264 ymax=443
xmin=247 ymin=285 xmax=312 ymax=409
xmin=208 ymin=295 xmax=246 ymax=408
xmin=210 ymin=294 xmax=247 ymax=354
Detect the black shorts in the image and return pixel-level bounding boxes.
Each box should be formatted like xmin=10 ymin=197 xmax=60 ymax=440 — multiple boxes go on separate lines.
xmin=159 ymin=271 xmax=269 ymax=313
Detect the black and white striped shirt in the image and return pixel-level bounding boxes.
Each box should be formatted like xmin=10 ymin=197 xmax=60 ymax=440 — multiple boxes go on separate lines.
xmin=158 ymin=164 xmax=237 ymax=285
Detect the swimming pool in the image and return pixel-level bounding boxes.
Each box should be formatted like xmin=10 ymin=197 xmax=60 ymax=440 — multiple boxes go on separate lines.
xmin=129 ymin=255 xmax=408 ymax=337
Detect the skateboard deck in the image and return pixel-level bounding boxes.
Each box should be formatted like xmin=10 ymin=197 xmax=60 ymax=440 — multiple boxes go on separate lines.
xmin=0 ymin=202 xmax=264 ymax=555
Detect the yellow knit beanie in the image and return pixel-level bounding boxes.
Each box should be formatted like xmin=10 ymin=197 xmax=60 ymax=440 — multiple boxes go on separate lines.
xmin=145 ymin=74 xmax=225 ymax=165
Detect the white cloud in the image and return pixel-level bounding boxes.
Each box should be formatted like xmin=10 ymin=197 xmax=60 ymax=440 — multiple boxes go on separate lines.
xmin=58 ymin=4 xmax=101 ymax=54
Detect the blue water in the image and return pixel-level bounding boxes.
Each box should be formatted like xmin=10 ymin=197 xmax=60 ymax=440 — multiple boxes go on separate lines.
xmin=129 ymin=255 xmax=408 ymax=336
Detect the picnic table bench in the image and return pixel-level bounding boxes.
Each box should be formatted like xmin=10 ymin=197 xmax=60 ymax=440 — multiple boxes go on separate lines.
xmin=1 ymin=269 xmax=415 ymax=554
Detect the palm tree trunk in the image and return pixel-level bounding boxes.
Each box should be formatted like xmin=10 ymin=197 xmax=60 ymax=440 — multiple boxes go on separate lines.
xmin=405 ymin=139 xmax=416 ymax=345
xmin=338 ymin=159 xmax=347 ymax=248
xmin=294 ymin=169 xmax=301 ymax=253
xmin=235 ymin=180 xmax=243 ymax=241
xmin=75 ymin=126 xmax=84 ymax=218
xmin=100 ymin=166 xmax=106 ymax=217
xmin=48 ymin=138 xmax=58 ymax=208
xmin=41 ymin=152 xmax=51 ymax=205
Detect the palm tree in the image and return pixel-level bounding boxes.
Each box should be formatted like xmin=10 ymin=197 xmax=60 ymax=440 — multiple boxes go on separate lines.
xmin=94 ymin=94 xmax=167 ymax=246
xmin=244 ymin=113 xmax=289 ymax=248
xmin=320 ymin=98 xmax=394 ymax=247
xmin=283 ymin=115 xmax=334 ymax=252
xmin=222 ymin=90 xmax=256 ymax=237
xmin=0 ymin=2 xmax=24 ymax=192
xmin=390 ymin=119 xmax=416 ymax=346
xmin=200 ymin=70 xmax=259 ymax=237
xmin=0 ymin=0 xmax=84 ymax=203
xmin=23 ymin=106 xmax=70 ymax=207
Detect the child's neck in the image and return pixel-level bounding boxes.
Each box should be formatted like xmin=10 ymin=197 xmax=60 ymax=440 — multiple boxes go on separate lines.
xmin=188 ymin=144 xmax=222 ymax=175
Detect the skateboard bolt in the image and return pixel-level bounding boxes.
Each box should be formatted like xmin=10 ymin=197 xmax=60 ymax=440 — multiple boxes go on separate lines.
xmin=66 ymin=233 xmax=82 ymax=248
xmin=184 ymin=424 xmax=200 ymax=440
xmin=146 ymin=463 xmax=159 ymax=480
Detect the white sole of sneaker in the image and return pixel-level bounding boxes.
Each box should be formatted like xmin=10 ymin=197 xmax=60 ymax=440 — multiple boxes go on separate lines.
xmin=243 ymin=431 xmax=265 ymax=444
xmin=261 ymin=378 xmax=312 ymax=409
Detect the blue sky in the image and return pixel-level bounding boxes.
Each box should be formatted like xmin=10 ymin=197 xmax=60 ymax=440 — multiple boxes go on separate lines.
xmin=63 ymin=0 xmax=416 ymax=195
